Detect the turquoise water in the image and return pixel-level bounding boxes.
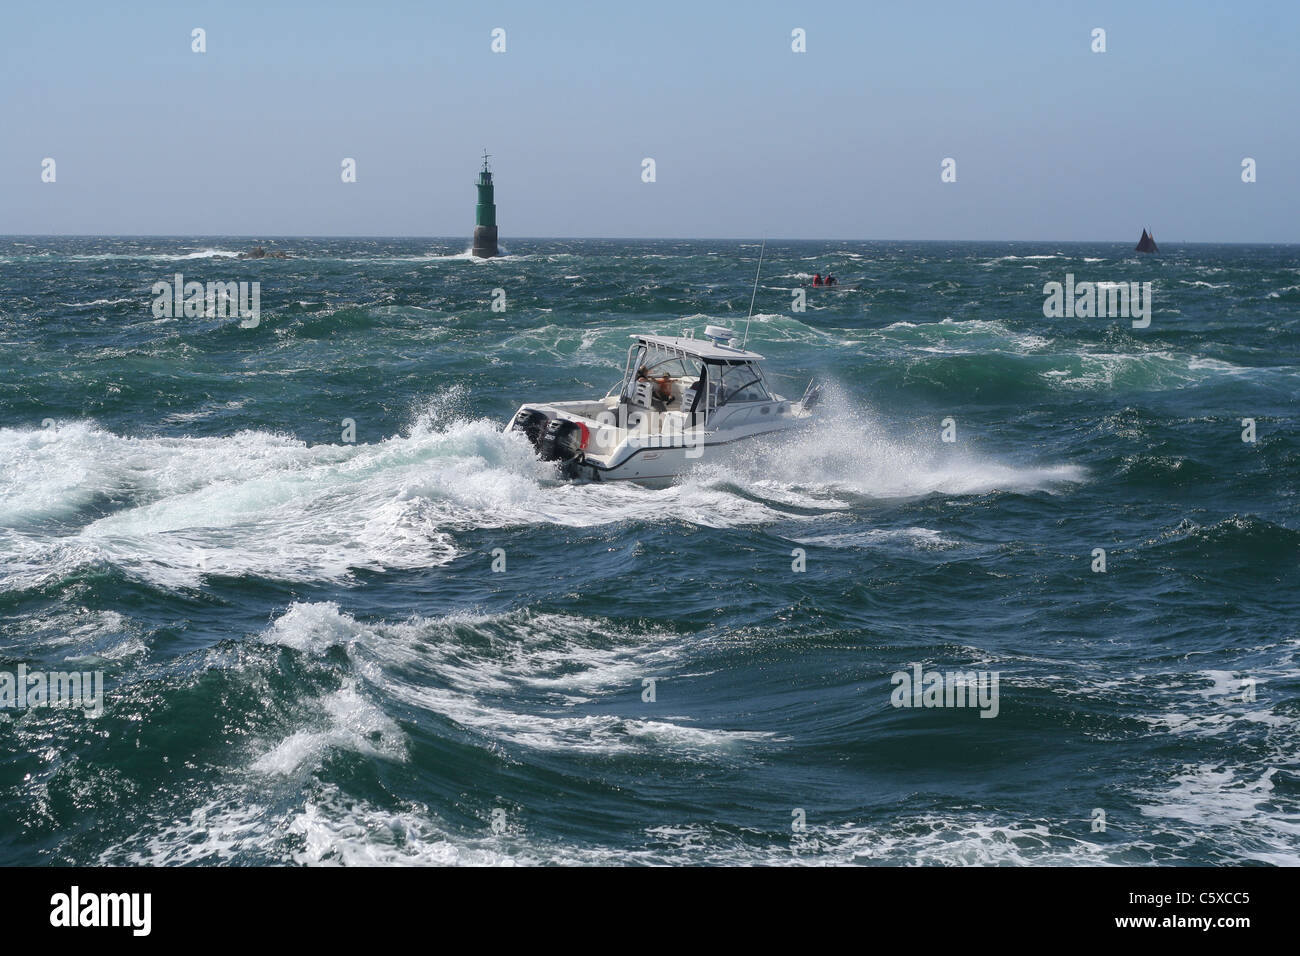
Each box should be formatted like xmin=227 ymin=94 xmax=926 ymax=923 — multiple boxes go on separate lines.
xmin=0 ymin=236 xmax=1297 ymax=865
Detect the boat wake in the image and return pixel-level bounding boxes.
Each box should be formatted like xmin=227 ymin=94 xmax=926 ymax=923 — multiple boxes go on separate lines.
xmin=0 ymin=393 xmax=1083 ymax=591
xmin=675 ymin=388 xmax=1086 ymax=508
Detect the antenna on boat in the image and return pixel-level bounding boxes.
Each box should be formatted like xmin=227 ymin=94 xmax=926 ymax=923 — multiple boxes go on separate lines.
xmin=742 ymin=239 xmax=765 ymax=348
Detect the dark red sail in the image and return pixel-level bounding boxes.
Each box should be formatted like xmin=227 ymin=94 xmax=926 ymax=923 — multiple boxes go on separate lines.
xmin=1135 ymin=228 xmax=1159 ymax=253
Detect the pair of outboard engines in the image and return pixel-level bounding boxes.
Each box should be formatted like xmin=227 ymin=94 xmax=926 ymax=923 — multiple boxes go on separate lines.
xmin=512 ymin=409 xmax=587 ymax=468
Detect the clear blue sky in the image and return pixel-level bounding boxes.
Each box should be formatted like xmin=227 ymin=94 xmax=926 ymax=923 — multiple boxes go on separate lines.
xmin=2 ymin=0 xmax=1295 ymax=241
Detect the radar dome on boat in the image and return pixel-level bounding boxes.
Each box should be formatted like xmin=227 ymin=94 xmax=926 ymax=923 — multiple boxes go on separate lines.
xmin=703 ymin=325 xmax=735 ymax=346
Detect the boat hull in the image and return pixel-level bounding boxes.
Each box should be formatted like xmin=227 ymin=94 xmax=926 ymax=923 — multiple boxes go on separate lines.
xmin=567 ymin=430 xmax=783 ymax=485
xmin=507 ymin=401 xmax=812 ymax=486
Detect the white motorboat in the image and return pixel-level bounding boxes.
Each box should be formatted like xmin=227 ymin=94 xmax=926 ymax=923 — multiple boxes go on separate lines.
xmin=506 ymin=324 xmax=820 ymax=484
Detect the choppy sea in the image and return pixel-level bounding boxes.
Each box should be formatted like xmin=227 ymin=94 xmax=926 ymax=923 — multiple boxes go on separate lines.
xmin=1 ymin=236 xmax=1296 ymax=865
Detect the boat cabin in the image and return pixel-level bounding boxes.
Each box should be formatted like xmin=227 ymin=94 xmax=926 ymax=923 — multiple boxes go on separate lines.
xmin=609 ymin=331 xmax=778 ymax=427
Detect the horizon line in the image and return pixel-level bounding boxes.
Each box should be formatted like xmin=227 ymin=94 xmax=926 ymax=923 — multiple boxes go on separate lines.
xmin=2 ymin=234 xmax=1297 ymax=246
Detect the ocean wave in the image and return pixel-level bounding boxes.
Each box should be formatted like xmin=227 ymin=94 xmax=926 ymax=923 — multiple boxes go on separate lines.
xmin=791 ymin=527 xmax=960 ymax=550
xmin=0 ymin=389 xmax=1088 ymax=593
xmin=982 ymin=254 xmax=1064 ymax=265
xmin=1137 ymin=764 xmax=1300 ymax=866
xmin=255 ymin=600 xmax=769 ymax=762
xmin=64 ymin=248 xmax=241 ymax=261
xmin=0 ymin=417 xmax=466 ymax=589
xmin=249 ymin=682 xmax=408 ymax=776
xmin=97 ymin=784 xmax=1152 ymax=865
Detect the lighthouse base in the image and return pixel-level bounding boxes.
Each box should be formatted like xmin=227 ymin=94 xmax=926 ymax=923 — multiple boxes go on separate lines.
xmin=472 ymin=226 xmax=500 ymax=258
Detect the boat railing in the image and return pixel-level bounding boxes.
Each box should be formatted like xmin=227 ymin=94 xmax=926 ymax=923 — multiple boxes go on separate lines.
xmin=799 ymin=379 xmax=822 ymax=410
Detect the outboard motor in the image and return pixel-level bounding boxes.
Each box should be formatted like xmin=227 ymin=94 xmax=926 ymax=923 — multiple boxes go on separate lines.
xmin=539 ymin=418 xmax=588 ymax=463
xmin=511 ymin=408 xmax=550 ymax=451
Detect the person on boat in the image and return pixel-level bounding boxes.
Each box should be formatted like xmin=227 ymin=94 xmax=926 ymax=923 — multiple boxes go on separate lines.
xmin=812 ymin=273 xmax=823 ymax=287
xmin=825 ymin=274 xmax=837 ymax=286
xmin=651 ymin=372 xmax=674 ymax=411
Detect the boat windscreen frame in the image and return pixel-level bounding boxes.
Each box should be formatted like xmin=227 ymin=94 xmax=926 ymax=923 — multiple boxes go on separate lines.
xmin=705 ymin=358 xmax=772 ymax=409
xmin=610 ymin=339 xmax=705 ymax=405
xmin=604 ymin=337 xmax=771 ymax=422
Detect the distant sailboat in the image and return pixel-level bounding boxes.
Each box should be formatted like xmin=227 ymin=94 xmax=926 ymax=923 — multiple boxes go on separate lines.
xmin=1135 ymin=228 xmax=1159 ymax=253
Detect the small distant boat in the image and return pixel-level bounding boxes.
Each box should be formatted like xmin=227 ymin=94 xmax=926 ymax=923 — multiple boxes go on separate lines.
xmin=1135 ymin=228 xmax=1159 ymax=254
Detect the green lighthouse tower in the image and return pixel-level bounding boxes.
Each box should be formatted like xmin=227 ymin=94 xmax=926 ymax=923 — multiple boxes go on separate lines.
xmin=471 ymin=150 xmax=500 ymax=258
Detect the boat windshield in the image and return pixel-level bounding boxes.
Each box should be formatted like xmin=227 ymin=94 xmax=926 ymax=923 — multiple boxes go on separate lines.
xmin=713 ymin=361 xmax=771 ymax=404
xmin=621 ymin=342 xmax=702 ymax=396
xmin=609 ymin=338 xmax=773 ymax=422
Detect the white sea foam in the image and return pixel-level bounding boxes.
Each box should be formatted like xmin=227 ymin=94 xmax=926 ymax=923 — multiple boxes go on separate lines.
xmin=100 ymin=783 xmax=542 ymax=866
xmin=872 ymin=317 xmax=1053 ymax=357
xmin=64 ymin=249 xmax=241 ymax=261
xmin=172 ymin=249 xmax=240 ymax=260
xmin=250 ymin=682 xmax=407 ymax=776
xmin=13 ymin=606 xmax=145 ymax=663
xmin=0 ymin=390 xmax=1084 ymax=589
xmin=61 ymin=297 xmax=136 ymax=308
xmin=100 ymin=790 xmax=1135 ymax=866
xmin=0 ymin=418 xmax=468 ymax=588
xmin=983 ymin=254 xmax=1063 ymax=264
xmin=102 ymin=796 xmax=277 ymax=865
xmin=1037 ymin=349 xmax=1274 ymax=390
xmin=1138 ymin=764 xmax=1300 ymax=866
xmin=679 ymin=400 xmax=1085 ymax=504
xmin=258 ymin=601 xmax=760 ymax=758
xmin=792 ymin=527 xmax=959 ymax=550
